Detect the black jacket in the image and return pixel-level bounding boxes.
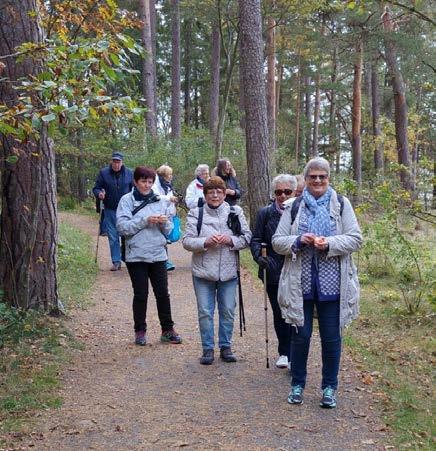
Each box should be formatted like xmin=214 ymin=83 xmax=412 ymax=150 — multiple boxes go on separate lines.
xmin=221 ymin=175 xmax=242 ymax=206
xmin=250 ymin=203 xmax=285 ymax=285
xmin=93 ymin=165 xmax=133 ymax=211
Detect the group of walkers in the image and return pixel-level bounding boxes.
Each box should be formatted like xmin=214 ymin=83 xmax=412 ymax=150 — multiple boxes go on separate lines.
xmin=93 ymin=153 xmax=362 ymax=409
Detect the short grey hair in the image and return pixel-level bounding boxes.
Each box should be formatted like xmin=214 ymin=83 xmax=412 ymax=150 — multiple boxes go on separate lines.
xmin=195 ymin=164 xmax=209 ymax=177
xmin=271 ymin=174 xmax=297 ymax=194
xmin=303 ymin=157 xmax=330 ymax=178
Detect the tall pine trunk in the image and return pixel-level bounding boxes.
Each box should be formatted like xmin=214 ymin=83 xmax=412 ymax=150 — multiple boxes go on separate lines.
xmin=0 ymin=0 xmax=59 ymax=311
xmin=352 ymin=37 xmax=363 ymax=189
xmin=238 ymin=0 xmax=270 ymax=227
xmin=304 ymin=75 xmax=312 ymax=159
xmin=266 ymin=13 xmax=276 ymax=167
xmin=371 ymin=59 xmax=383 ymax=173
xmin=209 ymin=21 xmax=220 ymax=137
xmin=139 ymin=0 xmax=157 ymax=138
xmin=311 ymin=70 xmax=321 ymax=158
xmin=382 ymin=7 xmax=413 ymax=191
xmin=183 ymin=19 xmax=192 ymax=127
xmin=170 ymin=0 xmax=181 ymax=140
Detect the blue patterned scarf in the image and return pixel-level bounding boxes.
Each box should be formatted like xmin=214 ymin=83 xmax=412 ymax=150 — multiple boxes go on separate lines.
xmin=303 ymin=186 xmax=332 ymax=236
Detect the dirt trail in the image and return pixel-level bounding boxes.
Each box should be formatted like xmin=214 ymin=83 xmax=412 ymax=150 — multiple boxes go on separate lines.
xmin=13 ymin=212 xmax=388 ymax=450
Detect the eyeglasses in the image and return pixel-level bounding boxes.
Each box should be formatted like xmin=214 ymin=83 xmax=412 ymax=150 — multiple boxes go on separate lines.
xmin=207 ymin=189 xmax=224 ymax=196
xmin=274 ymin=189 xmax=293 ymax=196
xmin=308 ymin=174 xmax=328 ymax=181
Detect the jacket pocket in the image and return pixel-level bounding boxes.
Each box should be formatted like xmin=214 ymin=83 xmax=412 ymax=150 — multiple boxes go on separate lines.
xmin=346 ymin=260 xmax=360 ymax=310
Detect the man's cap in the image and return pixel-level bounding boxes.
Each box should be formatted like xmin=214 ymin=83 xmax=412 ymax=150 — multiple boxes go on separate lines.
xmin=112 ymin=151 xmax=123 ymax=161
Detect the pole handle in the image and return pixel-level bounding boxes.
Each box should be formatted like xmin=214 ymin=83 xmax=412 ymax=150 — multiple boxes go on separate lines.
xmin=261 ymin=242 xmax=267 ymax=258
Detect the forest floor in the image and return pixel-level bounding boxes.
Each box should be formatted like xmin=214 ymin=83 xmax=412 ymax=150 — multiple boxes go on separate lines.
xmin=8 ymin=212 xmax=390 ymax=450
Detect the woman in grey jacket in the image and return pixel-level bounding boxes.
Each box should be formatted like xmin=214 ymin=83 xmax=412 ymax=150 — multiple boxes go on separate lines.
xmin=182 ymin=176 xmax=251 ymax=365
xmin=272 ymin=157 xmax=362 ymax=409
xmin=116 ymin=166 xmax=182 ymax=346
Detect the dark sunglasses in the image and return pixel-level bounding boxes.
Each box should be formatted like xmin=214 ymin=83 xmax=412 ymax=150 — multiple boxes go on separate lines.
xmin=308 ymin=174 xmax=328 ymax=181
xmin=274 ymin=189 xmax=293 ymax=196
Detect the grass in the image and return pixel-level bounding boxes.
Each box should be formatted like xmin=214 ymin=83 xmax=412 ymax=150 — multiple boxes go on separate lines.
xmin=0 ymin=217 xmax=97 ymax=442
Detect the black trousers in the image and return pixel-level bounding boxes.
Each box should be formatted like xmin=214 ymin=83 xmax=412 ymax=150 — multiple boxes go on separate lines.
xmin=126 ymin=261 xmax=174 ymax=332
xmin=266 ymin=283 xmax=291 ymax=358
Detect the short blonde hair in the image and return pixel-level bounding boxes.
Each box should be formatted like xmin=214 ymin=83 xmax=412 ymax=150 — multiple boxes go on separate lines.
xmin=156 ymin=165 xmax=173 ymax=178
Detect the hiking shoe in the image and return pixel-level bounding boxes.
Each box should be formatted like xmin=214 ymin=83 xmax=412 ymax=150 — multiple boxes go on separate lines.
xmin=166 ymin=261 xmax=175 ymax=271
xmin=135 ymin=331 xmax=146 ymax=346
xmin=320 ymin=387 xmax=337 ymax=408
xmin=287 ymin=385 xmax=304 ymax=405
xmin=220 ymin=347 xmax=237 ymax=362
xmin=200 ymin=349 xmax=214 ymax=365
xmin=110 ymin=262 xmax=121 ymax=271
xmin=161 ymin=329 xmax=182 ymax=344
xmin=276 ymin=355 xmax=289 ymax=368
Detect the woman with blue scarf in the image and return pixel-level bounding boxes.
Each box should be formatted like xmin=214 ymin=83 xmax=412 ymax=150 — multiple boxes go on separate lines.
xmin=272 ymin=157 xmax=362 ymax=409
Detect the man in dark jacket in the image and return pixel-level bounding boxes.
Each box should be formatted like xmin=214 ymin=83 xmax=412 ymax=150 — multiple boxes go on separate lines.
xmin=93 ymin=152 xmax=133 ymax=271
xmin=250 ymin=174 xmax=297 ymax=369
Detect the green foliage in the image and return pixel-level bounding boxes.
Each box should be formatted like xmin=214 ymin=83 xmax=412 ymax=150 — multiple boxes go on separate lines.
xmin=360 ymin=181 xmax=434 ymax=314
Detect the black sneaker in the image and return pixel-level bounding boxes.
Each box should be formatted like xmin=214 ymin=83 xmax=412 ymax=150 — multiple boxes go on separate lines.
xmin=161 ymin=329 xmax=182 ymax=344
xmin=287 ymin=385 xmax=304 ymax=404
xmin=320 ymin=387 xmax=337 ymax=408
xmin=200 ymin=349 xmax=214 ymax=365
xmin=220 ymin=347 xmax=237 ymax=362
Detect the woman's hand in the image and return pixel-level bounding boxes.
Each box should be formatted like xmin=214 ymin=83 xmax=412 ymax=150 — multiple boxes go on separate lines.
xmin=148 ymin=215 xmax=168 ymax=225
xmin=314 ymin=236 xmax=328 ymax=251
xmin=300 ymin=233 xmax=316 ymax=245
xmin=170 ymin=195 xmax=178 ymax=203
xmin=204 ymin=234 xmax=232 ymax=248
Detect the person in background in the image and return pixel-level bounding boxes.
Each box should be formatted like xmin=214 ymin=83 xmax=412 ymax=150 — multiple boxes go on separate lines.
xmin=213 ymin=158 xmax=242 ymax=206
xmin=272 ymin=157 xmax=362 ymax=409
xmin=185 ymin=164 xmax=210 ymax=210
xmin=116 ymin=166 xmax=182 ymax=346
xmin=295 ymin=174 xmax=305 ymax=197
xmin=182 ymin=176 xmax=251 ymax=365
xmin=250 ymin=174 xmax=297 ymax=369
xmin=153 ymin=165 xmax=178 ymax=271
xmin=93 ymin=151 xmax=133 ymax=271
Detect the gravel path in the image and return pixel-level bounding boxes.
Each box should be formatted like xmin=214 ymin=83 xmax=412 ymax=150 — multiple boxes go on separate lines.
xmin=14 ymin=212 xmax=389 ymax=450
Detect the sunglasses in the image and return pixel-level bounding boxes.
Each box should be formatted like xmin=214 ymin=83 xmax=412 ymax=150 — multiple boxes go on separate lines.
xmin=308 ymin=174 xmax=328 ymax=181
xmin=274 ymin=189 xmax=293 ymax=196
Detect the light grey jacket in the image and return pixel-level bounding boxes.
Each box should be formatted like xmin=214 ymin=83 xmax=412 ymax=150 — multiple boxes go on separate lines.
xmin=272 ymin=191 xmax=362 ymax=330
xmin=182 ymin=203 xmax=252 ymax=281
xmin=116 ymin=191 xmax=173 ymax=263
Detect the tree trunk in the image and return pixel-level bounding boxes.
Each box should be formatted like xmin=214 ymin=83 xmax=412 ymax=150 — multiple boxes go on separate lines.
xmin=183 ymin=19 xmax=192 ymax=127
xmin=382 ymin=6 xmax=413 ymax=191
xmin=304 ymin=75 xmax=312 ymax=159
xmin=329 ymin=45 xmax=339 ymax=166
xmin=139 ymin=0 xmax=157 ymax=137
xmin=311 ymin=71 xmax=321 ymax=158
xmin=209 ymin=21 xmax=220 ymax=137
xmin=238 ymin=46 xmax=245 ymax=131
xmin=266 ymin=13 xmax=276 ymax=163
xmin=170 ymin=0 xmax=181 ymax=140
xmin=238 ymin=0 xmax=270 ymax=227
xmin=371 ymin=60 xmax=383 ymax=173
xmin=294 ymin=53 xmax=302 ymax=167
xmin=215 ymin=32 xmax=239 ymax=159
xmin=352 ymin=37 xmax=363 ymax=192
xmin=275 ymin=58 xmax=283 ymax=122
xmin=150 ymin=0 xmax=157 ymax=122
xmin=0 ymin=0 xmax=59 ymax=311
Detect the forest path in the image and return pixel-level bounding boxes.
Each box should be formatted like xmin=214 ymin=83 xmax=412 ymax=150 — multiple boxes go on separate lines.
xmin=18 ymin=212 xmax=388 ymax=450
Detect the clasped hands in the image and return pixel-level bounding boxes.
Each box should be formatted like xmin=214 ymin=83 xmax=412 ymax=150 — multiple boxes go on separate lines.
xmin=204 ymin=234 xmax=233 ymax=248
xmin=301 ymin=233 xmax=328 ymax=251
xmin=147 ymin=214 xmax=168 ymax=225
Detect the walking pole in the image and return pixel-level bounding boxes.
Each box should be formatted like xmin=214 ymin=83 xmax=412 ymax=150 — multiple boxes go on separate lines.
xmin=261 ymin=243 xmax=270 ymax=368
xmin=94 ymin=198 xmax=104 ymax=263
xmin=236 ymin=251 xmax=246 ymax=337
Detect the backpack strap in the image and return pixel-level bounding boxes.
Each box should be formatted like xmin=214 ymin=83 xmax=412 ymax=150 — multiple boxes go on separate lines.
xmin=132 ymin=193 xmax=159 ymax=216
xmin=290 ymin=194 xmax=344 ymax=224
xmin=197 ymin=205 xmax=204 ymax=236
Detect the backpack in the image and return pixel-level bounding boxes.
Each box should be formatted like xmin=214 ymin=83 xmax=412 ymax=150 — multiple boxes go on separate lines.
xmin=290 ymin=194 xmax=344 ymax=224
xmin=196 ymin=205 xmax=242 ymax=236
xmin=120 ymin=194 xmax=160 ymax=262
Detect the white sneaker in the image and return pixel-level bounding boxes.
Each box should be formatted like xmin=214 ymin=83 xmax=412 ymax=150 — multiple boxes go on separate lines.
xmin=276 ymin=355 xmax=289 ymax=368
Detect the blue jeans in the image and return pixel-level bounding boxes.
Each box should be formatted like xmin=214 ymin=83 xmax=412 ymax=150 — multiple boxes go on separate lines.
xmin=103 ymin=208 xmax=121 ymax=264
xmin=291 ymin=299 xmax=341 ymax=390
xmin=192 ymin=276 xmax=237 ymax=350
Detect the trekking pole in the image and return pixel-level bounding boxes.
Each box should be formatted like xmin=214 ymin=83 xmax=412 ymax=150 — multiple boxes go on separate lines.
xmin=94 ymin=198 xmax=104 ymax=263
xmin=261 ymin=243 xmax=270 ymax=368
xmin=236 ymin=251 xmax=246 ymax=337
